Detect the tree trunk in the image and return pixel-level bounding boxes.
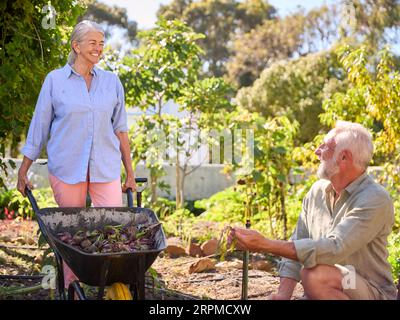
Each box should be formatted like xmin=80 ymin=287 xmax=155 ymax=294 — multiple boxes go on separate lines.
xmin=180 ymin=172 xmax=185 ymax=210
xmin=280 ymin=183 xmax=287 ymax=240
xmin=150 ymin=173 xmax=157 ymax=204
xmin=176 ymin=157 xmax=182 ymax=209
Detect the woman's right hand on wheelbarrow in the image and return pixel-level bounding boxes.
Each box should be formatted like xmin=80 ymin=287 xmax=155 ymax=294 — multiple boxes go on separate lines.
xmin=122 ymin=173 xmax=137 ymax=193
xmin=17 ymin=156 xmax=34 ymax=196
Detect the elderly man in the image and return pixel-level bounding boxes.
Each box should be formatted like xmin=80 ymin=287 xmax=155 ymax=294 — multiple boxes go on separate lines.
xmin=230 ymin=121 xmax=397 ymax=300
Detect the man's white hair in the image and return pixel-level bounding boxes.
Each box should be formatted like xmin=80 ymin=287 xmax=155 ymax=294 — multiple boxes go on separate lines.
xmin=329 ymin=121 xmax=374 ymax=169
xmin=67 ymin=20 xmax=104 ymax=65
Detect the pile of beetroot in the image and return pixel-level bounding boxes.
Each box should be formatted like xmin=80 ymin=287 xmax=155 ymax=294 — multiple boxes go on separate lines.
xmin=56 ymin=222 xmax=160 ymax=254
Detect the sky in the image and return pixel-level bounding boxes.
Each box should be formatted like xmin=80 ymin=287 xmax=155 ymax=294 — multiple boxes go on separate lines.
xmin=99 ymin=0 xmax=337 ymax=30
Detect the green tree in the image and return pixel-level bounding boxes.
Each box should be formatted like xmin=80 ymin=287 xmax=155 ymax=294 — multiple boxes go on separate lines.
xmin=117 ymin=19 xmax=234 ymax=208
xmin=227 ymin=5 xmax=341 ymax=88
xmin=321 ymin=45 xmax=400 ymax=190
xmin=80 ymin=0 xmax=138 ymax=43
xmin=342 ymin=0 xmax=400 ymax=49
xmin=157 ymin=0 xmax=276 ymax=77
xmin=128 ymin=114 xmax=172 ymax=203
xmin=0 ymin=0 xmax=85 ymax=189
xmin=236 ymin=49 xmax=347 ymax=144
xmin=174 ymin=77 xmax=234 ymax=208
xmin=227 ymin=0 xmax=400 ymax=88
xmin=117 ymin=19 xmax=204 ymax=204
xmin=224 ymin=110 xmax=299 ymax=239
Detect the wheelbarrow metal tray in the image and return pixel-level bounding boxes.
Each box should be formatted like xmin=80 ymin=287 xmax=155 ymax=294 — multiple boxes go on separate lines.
xmin=36 ymin=207 xmax=167 ymax=287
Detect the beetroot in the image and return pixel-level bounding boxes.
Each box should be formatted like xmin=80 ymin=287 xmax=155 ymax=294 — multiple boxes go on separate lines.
xmin=56 ymin=222 xmax=160 ymax=254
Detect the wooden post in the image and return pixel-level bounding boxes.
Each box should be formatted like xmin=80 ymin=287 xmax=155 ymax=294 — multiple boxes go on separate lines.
xmin=241 ymin=219 xmax=251 ymax=300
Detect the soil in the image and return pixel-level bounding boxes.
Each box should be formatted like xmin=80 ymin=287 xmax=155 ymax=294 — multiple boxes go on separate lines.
xmin=0 ymin=219 xmax=304 ymax=300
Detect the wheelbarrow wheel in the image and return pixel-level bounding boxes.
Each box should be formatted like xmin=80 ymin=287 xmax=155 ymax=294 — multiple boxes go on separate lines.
xmin=105 ymin=283 xmax=133 ymax=300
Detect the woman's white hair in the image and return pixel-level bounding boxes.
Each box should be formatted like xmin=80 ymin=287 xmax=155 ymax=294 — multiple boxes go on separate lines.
xmin=330 ymin=121 xmax=374 ymax=169
xmin=67 ymin=20 xmax=104 ymax=65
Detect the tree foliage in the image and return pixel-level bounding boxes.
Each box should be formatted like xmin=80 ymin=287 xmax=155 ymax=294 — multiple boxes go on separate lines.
xmin=236 ymin=49 xmax=348 ymax=144
xmin=230 ymin=0 xmax=400 ymax=148
xmin=223 ymin=110 xmax=299 ymax=239
xmin=0 ymin=0 xmax=85 ymax=188
xmin=80 ymin=0 xmax=138 ymax=42
xmin=227 ymin=0 xmax=400 ymax=88
xmin=119 ymin=19 xmax=205 ymax=111
xmin=157 ymin=0 xmax=276 ymax=77
xmin=321 ymin=45 xmax=400 ymax=187
xmin=114 ymin=19 xmax=233 ymax=207
xmin=344 ymin=0 xmax=400 ymax=48
xmin=117 ymin=19 xmax=205 ymax=203
xmin=227 ymin=5 xmax=341 ymax=88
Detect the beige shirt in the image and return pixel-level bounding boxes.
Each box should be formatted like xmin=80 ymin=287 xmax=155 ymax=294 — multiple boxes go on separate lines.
xmin=278 ymin=172 xmax=397 ymax=299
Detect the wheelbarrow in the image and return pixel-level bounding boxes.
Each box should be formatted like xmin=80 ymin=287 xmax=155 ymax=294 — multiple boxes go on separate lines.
xmin=25 ymin=178 xmax=167 ymax=300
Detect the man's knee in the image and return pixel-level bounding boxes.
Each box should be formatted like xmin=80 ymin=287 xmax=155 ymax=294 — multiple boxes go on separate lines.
xmin=301 ymin=264 xmax=343 ymax=289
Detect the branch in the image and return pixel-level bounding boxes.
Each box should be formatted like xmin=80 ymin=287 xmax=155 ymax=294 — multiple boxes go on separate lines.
xmin=9 ymin=26 xmax=44 ymax=42
xmin=31 ymin=24 xmax=44 ymax=62
xmin=185 ymin=162 xmax=203 ymax=177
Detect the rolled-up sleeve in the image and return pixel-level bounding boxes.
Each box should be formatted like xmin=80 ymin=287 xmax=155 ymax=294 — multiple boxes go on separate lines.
xmin=21 ymin=75 xmax=54 ymax=161
xmin=112 ymin=76 xmax=128 ymax=133
xmin=293 ymin=192 xmax=393 ymax=269
xmin=278 ymin=197 xmax=310 ymax=282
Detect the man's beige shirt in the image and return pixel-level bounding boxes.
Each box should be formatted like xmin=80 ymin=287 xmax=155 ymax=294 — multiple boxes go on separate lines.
xmin=278 ymin=172 xmax=397 ymax=299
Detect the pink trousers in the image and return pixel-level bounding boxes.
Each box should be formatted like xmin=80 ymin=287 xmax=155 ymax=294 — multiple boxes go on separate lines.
xmin=48 ymin=173 xmax=123 ymax=289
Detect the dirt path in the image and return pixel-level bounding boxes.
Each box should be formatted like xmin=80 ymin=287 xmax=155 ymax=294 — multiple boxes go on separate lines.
xmin=151 ymin=255 xmax=304 ymax=300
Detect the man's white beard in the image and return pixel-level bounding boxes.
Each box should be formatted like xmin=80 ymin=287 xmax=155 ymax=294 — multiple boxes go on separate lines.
xmin=317 ymin=157 xmax=339 ymax=180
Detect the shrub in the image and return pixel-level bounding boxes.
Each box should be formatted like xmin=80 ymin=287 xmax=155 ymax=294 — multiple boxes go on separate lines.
xmin=0 ymin=188 xmax=56 ymax=220
xmin=387 ymin=232 xmax=400 ymax=284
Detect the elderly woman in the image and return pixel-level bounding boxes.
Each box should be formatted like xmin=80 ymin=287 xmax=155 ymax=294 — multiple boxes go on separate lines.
xmin=17 ymin=20 xmax=136 ymax=289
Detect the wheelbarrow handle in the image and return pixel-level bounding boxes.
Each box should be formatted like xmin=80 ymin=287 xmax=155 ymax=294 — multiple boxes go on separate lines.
xmin=25 ymin=178 xmax=148 ymax=210
xmin=25 ymin=186 xmax=40 ymax=214
xmin=135 ymin=178 xmax=147 ymax=183
xmin=126 ymin=188 xmax=134 ymax=208
xmin=126 ymin=177 xmax=148 ymax=208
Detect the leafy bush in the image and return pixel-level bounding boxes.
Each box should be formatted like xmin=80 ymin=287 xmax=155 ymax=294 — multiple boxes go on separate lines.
xmin=141 ymin=189 xmax=176 ymax=219
xmin=162 ymin=208 xmax=195 ymax=239
xmin=195 ymin=187 xmax=245 ymax=223
xmin=161 ymin=207 xmax=226 ymax=244
xmin=387 ymin=233 xmax=400 ymax=284
xmin=0 ymin=188 xmax=57 ymax=220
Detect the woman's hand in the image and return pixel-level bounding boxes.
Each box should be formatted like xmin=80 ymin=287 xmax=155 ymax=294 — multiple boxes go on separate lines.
xmin=122 ymin=173 xmax=137 ymax=193
xmin=16 ymin=156 xmax=34 ymax=196
xmin=227 ymin=227 xmax=268 ymax=252
xmin=17 ymin=170 xmax=33 ymax=197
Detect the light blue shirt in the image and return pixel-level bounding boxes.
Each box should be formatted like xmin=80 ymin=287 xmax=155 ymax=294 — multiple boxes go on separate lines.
xmin=21 ymin=63 xmax=128 ymax=184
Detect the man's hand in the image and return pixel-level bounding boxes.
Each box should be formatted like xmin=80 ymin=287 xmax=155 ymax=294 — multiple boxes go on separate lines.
xmin=122 ymin=174 xmax=137 ymax=193
xmin=228 ymin=227 xmax=268 ymax=252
